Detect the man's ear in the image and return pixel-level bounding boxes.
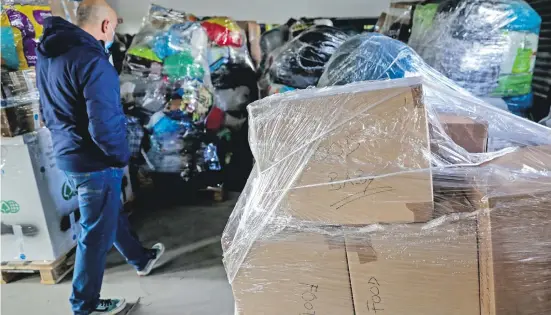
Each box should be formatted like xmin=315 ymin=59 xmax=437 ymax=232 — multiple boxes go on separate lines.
xmin=101 ymin=20 xmax=109 ymax=34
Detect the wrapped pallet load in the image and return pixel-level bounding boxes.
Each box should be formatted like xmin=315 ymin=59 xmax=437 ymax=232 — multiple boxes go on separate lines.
xmin=222 ymin=31 xmax=551 ymax=315
xmin=408 ymin=0 xmax=541 ymax=118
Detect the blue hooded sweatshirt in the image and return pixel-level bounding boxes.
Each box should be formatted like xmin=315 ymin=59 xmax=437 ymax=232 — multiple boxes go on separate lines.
xmin=36 ymin=17 xmax=129 ymax=172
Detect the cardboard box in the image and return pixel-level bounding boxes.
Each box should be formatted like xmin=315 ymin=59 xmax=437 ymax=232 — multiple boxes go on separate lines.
xmin=430 ymin=114 xmax=488 ymax=217
xmin=281 ymin=78 xmax=433 ymax=224
xmin=232 ymin=228 xmax=354 ymax=315
xmin=236 ymin=21 xmax=261 ymax=67
xmin=432 ymin=167 xmax=480 ymax=217
xmin=1 ymin=102 xmax=42 ymax=137
xmin=1 ymin=128 xmax=80 ymax=261
xmin=345 ymin=219 xmax=481 ymax=315
xmin=1 ymin=69 xmax=37 ymax=101
xmin=474 ymin=145 xmax=551 ymax=315
xmin=438 ymin=114 xmax=488 ymax=153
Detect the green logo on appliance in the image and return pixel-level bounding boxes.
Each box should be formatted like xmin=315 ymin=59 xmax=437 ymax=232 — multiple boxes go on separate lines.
xmin=61 ymin=181 xmax=77 ymax=201
xmin=1 ymin=200 xmax=20 ymax=214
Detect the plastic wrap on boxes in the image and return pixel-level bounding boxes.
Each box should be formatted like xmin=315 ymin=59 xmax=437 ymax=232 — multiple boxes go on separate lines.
xmin=1 ymin=67 xmax=41 ymax=137
xmin=222 ymin=73 xmax=551 ymax=313
xmin=407 ymin=0 xmax=541 ymax=117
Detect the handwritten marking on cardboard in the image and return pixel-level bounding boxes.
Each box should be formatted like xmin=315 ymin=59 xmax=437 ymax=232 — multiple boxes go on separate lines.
xmin=315 ymin=129 xmax=363 ymax=161
xmin=366 ymin=277 xmax=384 ymax=313
xmin=328 ymin=175 xmax=395 ymax=210
xmin=314 ymin=127 xmax=397 ymax=211
xmin=299 ymin=282 xmax=319 ymax=315
xmin=328 ymin=169 xmax=368 ymax=191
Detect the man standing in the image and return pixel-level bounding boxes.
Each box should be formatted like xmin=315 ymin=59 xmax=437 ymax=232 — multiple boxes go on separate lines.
xmin=36 ymin=1 xmax=164 ymax=314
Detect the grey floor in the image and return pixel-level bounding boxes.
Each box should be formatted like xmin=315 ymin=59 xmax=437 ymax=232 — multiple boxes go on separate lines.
xmin=1 ymin=191 xmax=238 ymax=315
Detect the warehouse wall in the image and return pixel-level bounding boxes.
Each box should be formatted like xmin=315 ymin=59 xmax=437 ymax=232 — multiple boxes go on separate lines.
xmin=107 ymin=0 xmax=390 ymax=34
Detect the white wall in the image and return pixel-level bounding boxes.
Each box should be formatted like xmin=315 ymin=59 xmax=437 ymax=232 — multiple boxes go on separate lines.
xmin=107 ymin=0 xmax=390 ymax=34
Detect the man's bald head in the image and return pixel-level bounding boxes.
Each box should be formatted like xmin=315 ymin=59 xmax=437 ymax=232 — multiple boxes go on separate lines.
xmin=76 ymin=0 xmax=118 ymax=43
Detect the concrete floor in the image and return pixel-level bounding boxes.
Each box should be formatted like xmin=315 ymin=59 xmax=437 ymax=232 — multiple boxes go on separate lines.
xmin=1 ymin=192 xmax=238 ymax=315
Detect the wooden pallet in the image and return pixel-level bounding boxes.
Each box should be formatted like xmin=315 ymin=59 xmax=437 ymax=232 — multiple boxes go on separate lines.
xmin=1 ymin=247 xmax=76 ymax=285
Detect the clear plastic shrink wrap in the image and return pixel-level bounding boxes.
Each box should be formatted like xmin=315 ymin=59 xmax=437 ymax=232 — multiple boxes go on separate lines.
xmin=222 ymin=33 xmax=551 ymax=314
xmin=1 ymin=1 xmax=48 ymax=137
xmin=258 ymin=25 xmax=349 ymax=96
xmin=407 ymin=0 xmax=541 ymax=118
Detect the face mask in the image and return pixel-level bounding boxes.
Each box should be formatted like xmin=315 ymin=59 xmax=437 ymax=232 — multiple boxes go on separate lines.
xmin=104 ymin=23 xmax=115 ymax=54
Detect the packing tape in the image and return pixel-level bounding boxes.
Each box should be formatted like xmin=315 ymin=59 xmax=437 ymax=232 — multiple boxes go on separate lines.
xmin=69 ymin=211 xmax=77 ymax=241
xmin=406 ymin=201 xmax=434 ymax=222
xmin=346 ymin=236 xmax=378 ymax=264
xmin=13 ymin=224 xmax=26 ymax=260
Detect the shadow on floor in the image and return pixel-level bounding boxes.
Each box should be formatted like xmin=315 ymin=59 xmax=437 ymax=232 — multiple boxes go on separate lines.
xmin=105 ymin=189 xmax=237 ymax=275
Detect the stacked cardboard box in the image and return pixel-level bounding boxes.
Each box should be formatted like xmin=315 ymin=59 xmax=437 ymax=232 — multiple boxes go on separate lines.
xmin=1 ymin=69 xmax=42 ymax=137
xmin=233 ymin=228 xmax=354 ymax=315
xmin=233 ymin=78 xmax=463 ymax=313
xmin=475 ymin=145 xmax=551 ymax=315
xmin=230 ymin=77 xmax=551 ymax=314
xmin=346 ymin=220 xmax=481 ymax=315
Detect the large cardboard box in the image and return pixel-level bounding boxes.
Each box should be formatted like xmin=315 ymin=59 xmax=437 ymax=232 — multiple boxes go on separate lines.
xmin=268 ymin=78 xmax=433 ymax=225
xmin=474 ymin=145 xmax=551 ymax=315
xmin=1 ymin=128 xmax=80 ymax=261
xmin=438 ymin=114 xmax=488 ymax=153
xmin=232 ymin=228 xmax=354 ymax=315
xmin=345 ymin=219 xmax=481 ymax=315
xmin=1 ymin=102 xmax=42 ymax=137
xmin=1 ymin=69 xmax=41 ymax=137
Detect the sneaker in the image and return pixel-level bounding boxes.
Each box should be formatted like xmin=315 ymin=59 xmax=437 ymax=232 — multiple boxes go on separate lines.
xmin=91 ymin=298 xmax=126 ymax=314
xmin=137 ymin=243 xmax=165 ymax=276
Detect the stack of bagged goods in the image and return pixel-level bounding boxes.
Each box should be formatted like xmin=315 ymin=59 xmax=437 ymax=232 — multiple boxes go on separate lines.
xmin=258 ymin=24 xmax=349 ymax=96
xmin=202 ymin=16 xmax=257 ymax=123
xmin=120 ymin=4 xmax=223 ymax=185
xmin=318 ymin=33 xmax=418 ymax=86
xmin=221 ymin=30 xmax=551 ymax=314
xmin=202 ymin=16 xmax=257 ymax=190
xmin=0 ymin=2 xmax=81 ymax=263
xmin=407 ymin=0 xmax=541 ymax=118
xmin=1 ymin=3 xmax=51 ymax=137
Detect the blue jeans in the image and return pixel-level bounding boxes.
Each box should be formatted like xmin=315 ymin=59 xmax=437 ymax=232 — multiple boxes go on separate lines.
xmin=65 ymin=168 xmax=152 ymax=315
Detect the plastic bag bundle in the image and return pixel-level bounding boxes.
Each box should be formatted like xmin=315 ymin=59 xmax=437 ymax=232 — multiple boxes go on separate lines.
xmin=222 ymin=29 xmax=551 ymax=315
xmin=259 ymin=25 xmax=349 ymax=96
xmin=144 ymin=110 xmax=221 ymax=179
xmin=318 ymin=33 xmax=418 ymax=86
xmin=123 ymin=7 xmax=213 ymax=122
xmin=121 ymin=4 xmax=222 ymax=183
xmin=202 ymin=17 xmax=257 ymax=117
xmin=408 ymin=0 xmax=541 ymax=118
